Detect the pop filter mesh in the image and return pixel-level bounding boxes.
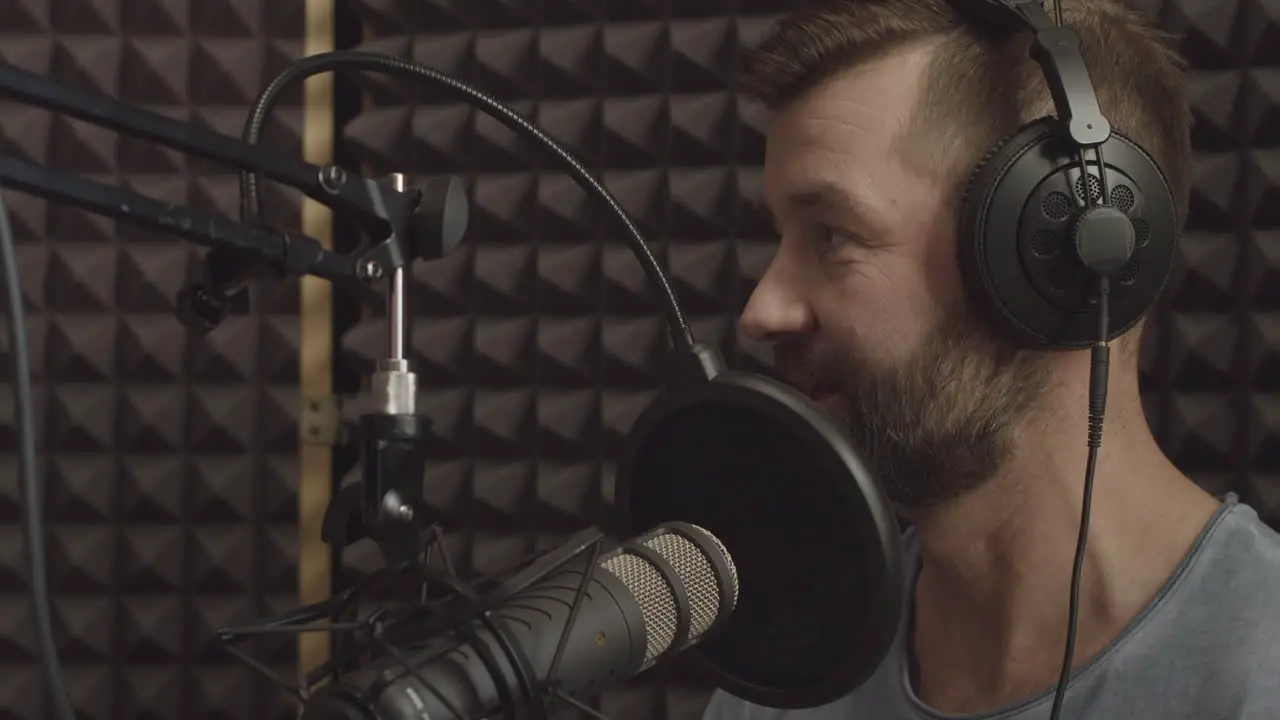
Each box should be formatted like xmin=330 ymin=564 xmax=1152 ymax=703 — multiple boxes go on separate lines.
xmin=620 ymin=376 xmax=902 ymax=706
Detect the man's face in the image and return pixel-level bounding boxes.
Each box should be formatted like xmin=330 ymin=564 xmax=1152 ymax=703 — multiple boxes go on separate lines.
xmin=741 ymin=45 xmax=1052 ymax=508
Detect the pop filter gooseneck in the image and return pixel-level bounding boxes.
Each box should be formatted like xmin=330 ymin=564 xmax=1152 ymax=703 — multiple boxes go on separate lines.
xmin=615 ymin=366 xmax=905 ymax=709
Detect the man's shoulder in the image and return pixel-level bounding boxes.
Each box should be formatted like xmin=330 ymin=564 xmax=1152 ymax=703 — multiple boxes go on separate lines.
xmin=698 ymin=657 xmax=905 ymax=720
xmin=1191 ymin=499 xmax=1280 ymax=597
xmin=700 ymin=690 xmax=753 ymax=720
xmin=700 ymin=689 xmax=862 ymax=720
xmin=1153 ymin=499 xmax=1280 ymax=641
xmin=1146 ymin=499 xmax=1280 ymax=712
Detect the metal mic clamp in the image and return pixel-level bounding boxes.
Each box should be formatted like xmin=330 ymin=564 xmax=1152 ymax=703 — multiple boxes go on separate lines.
xmin=322 ymin=171 xmax=470 ymax=567
xmin=218 ymin=172 xmax=466 ymax=686
xmin=357 ymin=172 xmax=432 ymax=566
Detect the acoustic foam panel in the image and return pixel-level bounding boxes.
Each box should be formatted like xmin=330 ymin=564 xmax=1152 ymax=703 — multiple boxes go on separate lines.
xmin=333 ymin=1 xmax=1280 ymax=719
xmin=0 ymin=0 xmax=310 ymax=717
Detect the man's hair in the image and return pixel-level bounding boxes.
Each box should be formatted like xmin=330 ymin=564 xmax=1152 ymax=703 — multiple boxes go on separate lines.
xmin=738 ymin=0 xmax=1193 ymax=232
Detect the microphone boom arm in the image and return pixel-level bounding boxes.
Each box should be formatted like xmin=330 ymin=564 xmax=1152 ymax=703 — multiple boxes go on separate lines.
xmin=0 ymin=155 xmax=352 ymax=280
xmin=0 ymin=60 xmax=415 ymax=239
xmin=0 ymin=60 xmax=439 ymax=332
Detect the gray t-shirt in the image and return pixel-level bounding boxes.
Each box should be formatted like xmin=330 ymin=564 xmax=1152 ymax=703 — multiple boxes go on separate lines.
xmin=703 ymin=493 xmax=1280 ymax=720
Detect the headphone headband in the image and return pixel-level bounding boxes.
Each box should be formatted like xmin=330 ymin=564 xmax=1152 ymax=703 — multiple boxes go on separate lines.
xmin=953 ymin=0 xmax=1111 ymax=147
xmin=952 ymin=0 xmax=1048 ymax=29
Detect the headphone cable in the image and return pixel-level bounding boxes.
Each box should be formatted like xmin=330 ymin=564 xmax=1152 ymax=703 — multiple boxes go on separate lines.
xmin=1048 ymin=273 xmax=1111 ymax=720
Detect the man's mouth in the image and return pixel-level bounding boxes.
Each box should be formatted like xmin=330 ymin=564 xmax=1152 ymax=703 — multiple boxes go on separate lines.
xmin=809 ymin=392 xmax=846 ymax=422
xmin=810 ymin=388 xmax=843 ymax=405
xmin=774 ymin=359 xmax=842 ymax=410
xmin=788 ymin=378 xmax=843 ymax=410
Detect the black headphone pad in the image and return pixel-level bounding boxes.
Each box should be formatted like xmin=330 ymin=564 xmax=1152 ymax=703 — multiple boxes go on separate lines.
xmin=955 ymin=118 xmax=1178 ymax=349
xmin=956 ymin=118 xmax=1058 ymax=343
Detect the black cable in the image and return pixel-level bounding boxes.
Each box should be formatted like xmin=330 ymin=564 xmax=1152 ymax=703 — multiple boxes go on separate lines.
xmin=237 ymin=50 xmax=694 ymax=353
xmin=0 ymin=191 xmax=77 ymax=720
xmin=1048 ymin=276 xmax=1111 ymax=720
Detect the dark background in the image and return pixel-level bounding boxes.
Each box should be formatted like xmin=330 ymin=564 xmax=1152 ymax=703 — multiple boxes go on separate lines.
xmin=2 ymin=0 xmax=1278 ymax=718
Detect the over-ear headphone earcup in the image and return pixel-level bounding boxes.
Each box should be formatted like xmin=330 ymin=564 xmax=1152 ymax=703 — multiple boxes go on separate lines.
xmin=955 ymin=117 xmax=1178 ymax=349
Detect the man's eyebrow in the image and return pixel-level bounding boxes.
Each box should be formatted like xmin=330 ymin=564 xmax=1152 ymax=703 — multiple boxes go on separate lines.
xmin=789 ymin=179 xmax=880 ymax=230
xmin=760 ymin=178 xmax=882 ymax=236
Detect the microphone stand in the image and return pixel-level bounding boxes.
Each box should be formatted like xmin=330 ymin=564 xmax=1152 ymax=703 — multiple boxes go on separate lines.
xmin=0 ymin=59 xmax=473 ymax=696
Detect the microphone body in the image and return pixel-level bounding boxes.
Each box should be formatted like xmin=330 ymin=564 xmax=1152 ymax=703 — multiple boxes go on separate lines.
xmin=301 ymin=523 xmax=739 ymax=720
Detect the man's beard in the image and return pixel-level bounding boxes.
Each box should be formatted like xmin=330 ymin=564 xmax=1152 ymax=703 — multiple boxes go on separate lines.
xmin=776 ymin=310 xmax=1052 ymax=508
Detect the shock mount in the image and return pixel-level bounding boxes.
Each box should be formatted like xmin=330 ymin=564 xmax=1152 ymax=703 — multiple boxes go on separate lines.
xmin=212 ymin=170 xmax=483 ymax=699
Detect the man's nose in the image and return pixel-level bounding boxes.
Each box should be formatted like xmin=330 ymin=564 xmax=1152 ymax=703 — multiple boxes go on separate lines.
xmin=738 ymin=252 xmax=815 ymax=341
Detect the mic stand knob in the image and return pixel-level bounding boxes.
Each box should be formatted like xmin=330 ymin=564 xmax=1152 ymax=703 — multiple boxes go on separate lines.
xmin=175 ymin=248 xmax=255 ymax=332
xmin=175 ymin=283 xmax=238 ymax=332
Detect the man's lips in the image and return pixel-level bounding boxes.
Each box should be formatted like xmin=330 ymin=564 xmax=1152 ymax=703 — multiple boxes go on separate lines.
xmin=774 ymin=361 xmax=840 ymax=404
xmin=810 ymin=390 xmax=843 ymax=407
xmin=784 ymin=378 xmax=843 ymax=412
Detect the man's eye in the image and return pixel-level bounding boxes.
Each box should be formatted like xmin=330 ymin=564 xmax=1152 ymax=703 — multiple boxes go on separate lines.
xmin=817 ymin=226 xmax=855 ymax=253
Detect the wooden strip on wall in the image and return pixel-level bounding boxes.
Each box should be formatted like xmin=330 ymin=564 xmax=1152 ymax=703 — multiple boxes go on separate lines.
xmin=298 ymin=0 xmax=335 ymax=692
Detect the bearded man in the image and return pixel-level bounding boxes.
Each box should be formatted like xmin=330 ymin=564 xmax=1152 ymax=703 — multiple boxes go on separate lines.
xmin=705 ymin=1 xmax=1280 ymax=718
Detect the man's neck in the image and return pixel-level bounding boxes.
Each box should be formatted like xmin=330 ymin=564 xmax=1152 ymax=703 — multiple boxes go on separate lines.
xmin=902 ymin=376 xmax=1221 ymax=714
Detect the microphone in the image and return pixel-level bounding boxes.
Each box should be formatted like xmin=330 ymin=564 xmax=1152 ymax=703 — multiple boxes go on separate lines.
xmin=299 ymin=522 xmax=739 ymax=720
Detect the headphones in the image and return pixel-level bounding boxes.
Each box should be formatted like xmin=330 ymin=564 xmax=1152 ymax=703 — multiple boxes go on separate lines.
xmin=951 ymin=0 xmax=1178 ymax=349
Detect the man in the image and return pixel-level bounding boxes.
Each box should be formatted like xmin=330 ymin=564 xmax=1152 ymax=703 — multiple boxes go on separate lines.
xmin=705 ymin=1 xmax=1280 ymax=718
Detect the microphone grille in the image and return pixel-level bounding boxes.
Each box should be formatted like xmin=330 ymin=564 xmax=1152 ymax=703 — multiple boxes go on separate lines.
xmin=644 ymin=527 xmax=739 ymax=638
xmin=601 ymin=524 xmax=738 ymax=666
xmin=601 ymin=551 xmax=677 ymax=662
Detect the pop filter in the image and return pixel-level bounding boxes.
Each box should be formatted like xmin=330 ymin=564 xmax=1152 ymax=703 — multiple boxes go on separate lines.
xmin=614 ymin=367 xmax=905 ymax=710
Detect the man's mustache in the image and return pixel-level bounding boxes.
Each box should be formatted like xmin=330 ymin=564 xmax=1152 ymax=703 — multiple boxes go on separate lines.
xmin=773 ymin=339 xmax=842 ymax=397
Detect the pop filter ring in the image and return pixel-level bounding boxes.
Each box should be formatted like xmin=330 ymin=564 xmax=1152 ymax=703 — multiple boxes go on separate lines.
xmin=614 ymin=369 xmax=905 ymax=709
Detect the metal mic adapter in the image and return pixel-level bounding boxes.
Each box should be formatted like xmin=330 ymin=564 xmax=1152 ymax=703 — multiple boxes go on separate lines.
xmin=300 ymin=523 xmax=738 ymax=720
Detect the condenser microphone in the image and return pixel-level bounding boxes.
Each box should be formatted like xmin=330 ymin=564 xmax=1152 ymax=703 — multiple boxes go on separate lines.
xmin=298 ymin=522 xmax=739 ymax=720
